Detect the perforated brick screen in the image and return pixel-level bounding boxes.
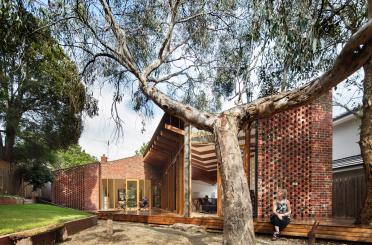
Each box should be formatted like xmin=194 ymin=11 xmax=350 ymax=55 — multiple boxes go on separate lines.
xmin=257 ymin=93 xmax=332 ymax=218
xmin=52 ymin=163 xmax=100 ymax=210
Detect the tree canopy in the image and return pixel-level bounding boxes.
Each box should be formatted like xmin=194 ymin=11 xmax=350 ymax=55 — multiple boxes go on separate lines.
xmin=49 ymin=144 xmax=97 ymax=170
xmin=43 ymin=0 xmax=367 ymax=114
xmin=0 ymin=0 xmax=98 ymax=163
xmin=135 ymin=142 xmax=148 ymax=156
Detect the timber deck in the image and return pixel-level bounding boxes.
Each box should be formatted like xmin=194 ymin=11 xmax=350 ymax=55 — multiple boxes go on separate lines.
xmin=96 ymin=210 xmax=372 ymax=243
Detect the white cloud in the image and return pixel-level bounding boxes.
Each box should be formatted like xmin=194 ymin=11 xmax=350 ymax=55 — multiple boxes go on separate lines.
xmin=79 ymin=84 xmax=163 ymax=161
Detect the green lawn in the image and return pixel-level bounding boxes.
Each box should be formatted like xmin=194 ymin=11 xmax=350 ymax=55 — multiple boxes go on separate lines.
xmin=0 ymin=204 xmax=93 ymax=235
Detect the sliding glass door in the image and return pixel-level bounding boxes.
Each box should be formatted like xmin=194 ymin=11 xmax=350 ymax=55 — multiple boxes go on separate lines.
xmin=126 ymin=179 xmax=138 ymax=210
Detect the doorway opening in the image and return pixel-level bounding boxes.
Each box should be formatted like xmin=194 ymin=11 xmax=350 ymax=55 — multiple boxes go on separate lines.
xmin=101 ymin=178 xmax=151 ymax=210
xmin=190 ymin=130 xmax=220 ymax=217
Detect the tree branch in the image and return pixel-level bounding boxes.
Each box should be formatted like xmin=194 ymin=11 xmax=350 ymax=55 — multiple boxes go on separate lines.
xmin=98 ymin=0 xmax=138 ymax=74
xmin=228 ymin=19 xmax=372 ymax=125
xmin=143 ymin=0 xmax=181 ymax=77
xmin=139 ymin=79 xmax=216 ymax=131
xmin=81 ymin=52 xmax=122 ymax=75
xmin=31 ymin=16 xmax=76 ymax=34
xmin=176 ymin=12 xmax=204 ymax=23
xmin=150 ymin=65 xmax=194 ymax=84
xmin=333 ymin=100 xmax=362 ymax=119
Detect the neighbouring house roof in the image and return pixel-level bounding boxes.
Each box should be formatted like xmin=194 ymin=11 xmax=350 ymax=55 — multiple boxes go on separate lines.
xmin=333 ymin=109 xmax=361 ymax=126
xmin=333 ymin=155 xmax=363 ymax=170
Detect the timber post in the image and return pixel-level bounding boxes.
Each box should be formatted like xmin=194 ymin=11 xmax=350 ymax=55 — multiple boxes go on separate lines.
xmin=217 ymin=163 xmax=223 ymax=217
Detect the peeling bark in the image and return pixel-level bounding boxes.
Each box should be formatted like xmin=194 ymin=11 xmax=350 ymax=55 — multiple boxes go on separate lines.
xmin=357 ymin=57 xmax=372 ymax=225
xmin=140 ymin=84 xmax=216 ymax=131
xmin=214 ymin=114 xmax=255 ymax=245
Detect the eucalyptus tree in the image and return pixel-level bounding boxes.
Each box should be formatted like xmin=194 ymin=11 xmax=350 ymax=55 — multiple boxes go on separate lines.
xmin=0 ymin=1 xmax=98 ymax=162
xmin=46 ymin=0 xmax=372 ymax=243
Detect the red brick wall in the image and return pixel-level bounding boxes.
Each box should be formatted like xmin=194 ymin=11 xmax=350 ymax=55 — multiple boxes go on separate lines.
xmin=52 ymin=163 xmax=99 ymax=211
xmin=52 ymin=156 xmax=160 ymax=211
xmin=257 ymin=93 xmax=332 ymax=218
xmin=309 ymin=94 xmax=333 ymax=217
xmin=101 ymin=156 xmax=160 ymax=181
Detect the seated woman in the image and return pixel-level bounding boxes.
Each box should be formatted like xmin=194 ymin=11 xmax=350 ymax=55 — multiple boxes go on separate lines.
xmin=270 ymin=189 xmax=291 ymax=240
xmin=201 ymin=195 xmax=210 ymax=213
xmin=139 ymin=196 xmax=149 ymax=209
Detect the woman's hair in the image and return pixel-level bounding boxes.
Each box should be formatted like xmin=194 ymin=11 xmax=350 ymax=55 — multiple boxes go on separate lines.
xmin=277 ymin=188 xmax=287 ymax=199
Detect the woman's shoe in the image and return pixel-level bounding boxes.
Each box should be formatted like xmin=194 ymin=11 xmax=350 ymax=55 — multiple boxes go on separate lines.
xmin=272 ymin=231 xmax=279 ymax=241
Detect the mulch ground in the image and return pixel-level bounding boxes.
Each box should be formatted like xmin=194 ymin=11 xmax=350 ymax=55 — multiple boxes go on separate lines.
xmin=60 ymin=220 xmax=358 ymax=245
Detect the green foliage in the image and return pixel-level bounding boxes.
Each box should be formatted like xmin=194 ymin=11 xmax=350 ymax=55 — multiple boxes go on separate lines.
xmin=49 ymin=144 xmax=97 ymax=169
xmin=254 ymin=0 xmax=366 ymax=96
xmin=0 ymin=0 xmax=98 ymax=162
xmin=135 ymin=142 xmax=149 ymax=156
xmin=42 ymin=0 xmax=367 ymax=113
xmin=16 ymin=163 xmax=53 ymax=191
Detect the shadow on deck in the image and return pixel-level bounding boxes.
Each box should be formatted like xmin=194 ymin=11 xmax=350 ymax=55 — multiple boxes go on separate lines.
xmin=96 ymin=209 xmax=372 ymax=243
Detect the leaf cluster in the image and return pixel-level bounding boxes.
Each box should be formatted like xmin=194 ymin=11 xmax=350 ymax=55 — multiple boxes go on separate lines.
xmin=0 ymin=0 xmax=98 ymax=156
xmin=49 ymin=144 xmax=97 ymax=170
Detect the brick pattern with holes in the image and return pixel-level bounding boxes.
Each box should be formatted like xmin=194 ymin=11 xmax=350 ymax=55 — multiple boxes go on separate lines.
xmin=257 ymin=92 xmax=332 ymax=218
xmin=52 ymin=163 xmax=100 ymax=211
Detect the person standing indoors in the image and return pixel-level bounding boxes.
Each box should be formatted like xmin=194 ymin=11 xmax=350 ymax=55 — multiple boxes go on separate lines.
xmin=270 ymin=189 xmax=291 ymax=240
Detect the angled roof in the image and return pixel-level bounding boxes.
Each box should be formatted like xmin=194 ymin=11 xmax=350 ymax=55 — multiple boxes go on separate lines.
xmin=333 ymin=155 xmax=363 ymax=169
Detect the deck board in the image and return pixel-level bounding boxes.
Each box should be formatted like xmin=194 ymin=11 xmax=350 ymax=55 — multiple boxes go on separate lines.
xmin=96 ymin=210 xmax=372 ymax=243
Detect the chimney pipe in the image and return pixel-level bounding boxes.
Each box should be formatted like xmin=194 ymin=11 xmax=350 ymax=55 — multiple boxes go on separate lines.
xmin=101 ymin=154 xmax=108 ymax=164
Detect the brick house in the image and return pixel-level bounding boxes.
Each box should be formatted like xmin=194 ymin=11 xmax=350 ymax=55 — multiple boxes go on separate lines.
xmin=332 ymin=111 xmax=366 ymax=218
xmin=52 ymin=94 xmax=332 ymax=218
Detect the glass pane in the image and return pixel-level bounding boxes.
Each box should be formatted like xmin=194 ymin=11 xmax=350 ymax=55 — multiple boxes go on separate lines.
xmin=115 ymin=179 xmax=125 ymax=209
xmin=108 ymin=179 xmax=114 ymax=209
xmin=102 ymin=179 xmax=108 ymax=209
xmin=139 ymin=179 xmax=144 ymax=202
xmin=127 ymin=180 xmax=137 ymax=208
xmin=152 ymin=185 xmax=161 ymax=208
xmin=145 ymin=180 xmax=151 ymax=207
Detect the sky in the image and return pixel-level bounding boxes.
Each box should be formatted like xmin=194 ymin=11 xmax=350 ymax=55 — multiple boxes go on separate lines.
xmin=78 ymin=84 xmax=163 ymax=161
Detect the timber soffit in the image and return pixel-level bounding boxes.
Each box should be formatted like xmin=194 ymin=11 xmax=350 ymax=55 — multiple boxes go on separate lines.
xmin=143 ymin=113 xmax=184 ymax=166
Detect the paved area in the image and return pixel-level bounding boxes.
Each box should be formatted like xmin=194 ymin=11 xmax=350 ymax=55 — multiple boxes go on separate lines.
xmin=61 ymin=220 xmax=356 ymax=245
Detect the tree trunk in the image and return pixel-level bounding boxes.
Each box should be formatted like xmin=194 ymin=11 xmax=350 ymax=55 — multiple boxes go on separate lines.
xmin=358 ymin=57 xmax=372 ymax=225
xmin=3 ymin=124 xmax=16 ymax=162
xmin=214 ymin=114 xmax=255 ymax=245
xmin=357 ymin=0 xmax=372 ymax=225
xmin=0 ymin=131 xmax=4 ymax=159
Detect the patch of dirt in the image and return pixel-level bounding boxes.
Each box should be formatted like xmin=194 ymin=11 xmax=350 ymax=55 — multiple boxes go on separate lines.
xmin=60 ymin=220 xmax=358 ymax=245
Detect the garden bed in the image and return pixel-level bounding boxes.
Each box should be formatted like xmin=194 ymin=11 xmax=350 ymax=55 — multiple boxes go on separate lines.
xmin=0 ymin=194 xmax=24 ymax=205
